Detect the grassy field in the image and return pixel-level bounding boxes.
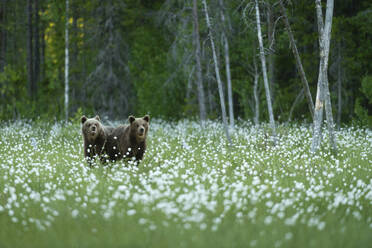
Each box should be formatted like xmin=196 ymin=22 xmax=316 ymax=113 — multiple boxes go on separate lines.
xmin=0 ymin=119 xmax=371 ymax=248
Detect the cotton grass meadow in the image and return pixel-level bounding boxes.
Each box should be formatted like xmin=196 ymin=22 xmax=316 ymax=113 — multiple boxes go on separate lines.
xmin=0 ymin=119 xmax=371 ymax=247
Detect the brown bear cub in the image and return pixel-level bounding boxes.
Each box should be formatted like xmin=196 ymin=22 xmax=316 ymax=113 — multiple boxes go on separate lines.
xmin=81 ymin=115 xmax=113 ymax=165
xmin=105 ymin=115 xmax=150 ymax=164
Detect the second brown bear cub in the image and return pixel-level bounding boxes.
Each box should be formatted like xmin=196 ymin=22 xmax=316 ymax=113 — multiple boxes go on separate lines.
xmin=105 ymin=115 xmax=150 ymax=163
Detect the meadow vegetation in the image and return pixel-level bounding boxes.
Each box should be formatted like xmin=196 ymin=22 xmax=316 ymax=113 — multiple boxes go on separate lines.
xmin=0 ymin=120 xmax=371 ymax=247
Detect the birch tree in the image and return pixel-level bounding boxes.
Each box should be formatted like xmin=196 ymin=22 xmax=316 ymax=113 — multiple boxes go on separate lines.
xmin=252 ymin=51 xmax=260 ymax=126
xmin=192 ymin=0 xmax=207 ymax=122
xmin=202 ymin=0 xmax=231 ymax=145
xmin=266 ymin=3 xmax=275 ymax=103
xmin=65 ymin=0 xmax=69 ymax=121
xmin=219 ymin=0 xmax=234 ymax=129
xmin=279 ymin=0 xmax=314 ymax=120
xmin=311 ymin=0 xmax=337 ymax=153
xmin=254 ymin=0 xmax=276 ymax=143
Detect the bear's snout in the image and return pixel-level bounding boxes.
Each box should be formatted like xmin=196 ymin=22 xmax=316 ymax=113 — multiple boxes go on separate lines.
xmin=138 ymin=126 xmax=145 ymax=135
xmin=89 ymin=125 xmax=98 ymax=136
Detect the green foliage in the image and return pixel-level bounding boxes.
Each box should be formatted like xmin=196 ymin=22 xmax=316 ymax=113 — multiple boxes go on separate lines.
xmin=0 ymin=0 xmax=372 ymax=123
xmin=355 ymin=76 xmax=372 ymax=127
xmin=361 ymin=76 xmax=372 ymax=103
xmin=0 ymin=65 xmax=27 ymax=119
xmin=69 ymin=107 xmax=84 ymax=123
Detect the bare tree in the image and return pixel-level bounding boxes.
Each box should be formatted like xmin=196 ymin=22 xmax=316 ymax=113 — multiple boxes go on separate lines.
xmin=219 ymin=0 xmax=234 ymax=129
xmin=279 ymin=0 xmax=314 ymax=120
xmin=254 ymin=0 xmax=276 ymax=143
xmin=252 ymin=51 xmax=260 ymax=126
xmin=266 ymin=2 xmax=275 ymax=103
xmin=288 ymin=89 xmax=304 ymax=122
xmin=202 ymin=0 xmax=231 ymax=145
xmin=311 ymin=0 xmax=337 ymax=153
xmin=65 ymin=0 xmax=69 ymax=121
xmin=192 ymin=0 xmax=207 ymax=122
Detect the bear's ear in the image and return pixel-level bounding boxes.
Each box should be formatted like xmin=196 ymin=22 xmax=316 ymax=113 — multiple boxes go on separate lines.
xmin=95 ymin=115 xmax=100 ymax=121
xmin=143 ymin=115 xmax=150 ymax=123
xmin=81 ymin=116 xmax=87 ymax=124
xmin=129 ymin=115 xmax=136 ymax=124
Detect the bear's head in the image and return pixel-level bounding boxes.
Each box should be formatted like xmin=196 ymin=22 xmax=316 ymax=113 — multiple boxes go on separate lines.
xmin=129 ymin=115 xmax=150 ymax=142
xmin=81 ymin=115 xmax=103 ymax=141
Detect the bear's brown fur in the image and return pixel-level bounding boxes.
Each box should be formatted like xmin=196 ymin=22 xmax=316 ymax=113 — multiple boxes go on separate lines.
xmin=105 ymin=115 xmax=150 ymax=164
xmin=81 ymin=115 xmax=113 ymax=165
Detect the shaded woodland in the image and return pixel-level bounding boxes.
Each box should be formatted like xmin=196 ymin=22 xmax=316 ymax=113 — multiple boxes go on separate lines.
xmin=0 ymin=0 xmax=371 ymax=127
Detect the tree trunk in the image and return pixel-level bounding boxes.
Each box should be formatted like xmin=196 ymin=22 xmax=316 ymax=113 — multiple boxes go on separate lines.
xmin=202 ymin=0 xmax=231 ymax=145
xmin=192 ymin=0 xmax=207 ymax=122
xmin=65 ymin=0 xmax=69 ymax=121
xmin=253 ymin=54 xmax=260 ymax=126
xmin=279 ymin=0 xmax=315 ymax=120
xmin=254 ymin=0 xmax=276 ymax=143
xmin=312 ymin=0 xmax=325 ymax=152
xmin=324 ymin=72 xmax=337 ymax=152
xmin=219 ymin=0 xmax=234 ymax=129
xmin=266 ymin=3 xmax=275 ymax=103
xmin=312 ymin=0 xmax=336 ymax=153
xmin=321 ymin=0 xmax=337 ymax=153
xmin=320 ymin=0 xmax=337 ymax=152
xmin=186 ymin=66 xmax=195 ymax=106
xmin=222 ymin=33 xmax=234 ymax=129
xmin=288 ymin=89 xmax=304 ymax=122
xmin=206 ymin=60 xmax=215 ymax=114
xmin=26 ymin=0 xmax=34 ymax=99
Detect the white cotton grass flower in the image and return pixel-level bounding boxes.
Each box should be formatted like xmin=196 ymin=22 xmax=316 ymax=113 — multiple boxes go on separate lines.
xmin=71 ymin=209 xmax=79 ymax=218
xmin=127 ymin=209 xmax=136 ymax=216
xmin=0 ymin=119 xmax=371 ymax=243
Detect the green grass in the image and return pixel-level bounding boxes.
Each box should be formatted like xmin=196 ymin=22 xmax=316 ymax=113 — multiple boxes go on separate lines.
xmin=0 ymin=120 xmax=371 ymax=248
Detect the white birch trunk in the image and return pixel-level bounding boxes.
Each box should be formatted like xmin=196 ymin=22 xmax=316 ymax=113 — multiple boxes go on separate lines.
xmin=253 ymin=52 xmax=259 ymax=126
xmin=202 ymin=0 xmax=231 ymax=145
xmin=266 ymin=4 xmax=275 ymax=103
xmin=192 ymin=0 xmax=207 ymax=122
xmin=223 ymin=34 xmax=234 ymax=129
xmin=312 ymin=0 xmax=325 ymax=152
xmin=322 ymin=0 xmax=337 ymax=153
xmin=254 ymin=0 xmax=276 ymax=143
xmin=219 ymin=0 xmax=234 ymax=129
xmin=312 ymin=0 xmax=336 ymax=152
xmin=253 ymin=69 xmax=260 ymax=126
xmin=64 ymin=0 xmax=69 ymax=121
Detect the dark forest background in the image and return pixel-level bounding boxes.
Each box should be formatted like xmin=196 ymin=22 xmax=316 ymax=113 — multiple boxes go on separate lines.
xmin=0 ymin=0 xmax=371 ymax=126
